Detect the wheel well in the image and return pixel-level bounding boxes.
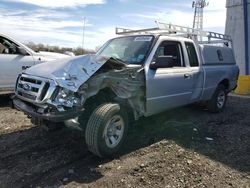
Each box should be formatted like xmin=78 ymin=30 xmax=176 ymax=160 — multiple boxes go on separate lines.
xmin=219 ymin=79 xmax=229 ymax=90
xmin=84 ymin=88 xmax=116 ymax=109
xmin=78 ymin=88 xmax=120 ymax=129
xmin=84 ymin=88 xmax=134 ymax=119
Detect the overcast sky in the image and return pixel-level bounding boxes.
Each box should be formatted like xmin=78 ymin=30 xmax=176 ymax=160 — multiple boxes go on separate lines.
xmin=0 ymin=0 xmax=227 ymax=50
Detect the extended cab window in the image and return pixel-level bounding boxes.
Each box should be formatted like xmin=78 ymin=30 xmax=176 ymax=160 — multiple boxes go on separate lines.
xmin=155 ymin=41 xmax=184 ymax=67
xmin=185 ymin=42 xmax=199 ymax=67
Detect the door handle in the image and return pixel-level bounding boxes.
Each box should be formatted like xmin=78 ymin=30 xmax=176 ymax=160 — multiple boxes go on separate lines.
xmin=184 ymin=74 xmax=192 ymax=79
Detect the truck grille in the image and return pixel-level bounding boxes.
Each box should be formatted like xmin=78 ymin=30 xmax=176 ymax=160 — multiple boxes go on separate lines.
xmin=16 ymin=75 xmax=51 ymax=103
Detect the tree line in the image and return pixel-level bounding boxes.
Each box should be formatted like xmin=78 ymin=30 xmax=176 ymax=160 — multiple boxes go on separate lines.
xmin=25 ymin=42 xmax=96 ymax=56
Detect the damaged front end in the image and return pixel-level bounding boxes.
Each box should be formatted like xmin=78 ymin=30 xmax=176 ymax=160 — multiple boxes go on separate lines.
xmin=13 ymin=55 xmax=145 ymax=125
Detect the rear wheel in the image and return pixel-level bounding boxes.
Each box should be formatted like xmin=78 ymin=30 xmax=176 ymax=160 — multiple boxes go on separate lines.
xmin=85 ymin=103 xmax=128 ymax=157
xmin=207 ymin=84 xmax=227 ymax=113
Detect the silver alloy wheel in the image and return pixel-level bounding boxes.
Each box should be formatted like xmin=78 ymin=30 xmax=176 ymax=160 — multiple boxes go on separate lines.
xmin=217 ymin=90 xmax=226 ymax=109
xmin=103 ymin=115 xmax=125 ymax=148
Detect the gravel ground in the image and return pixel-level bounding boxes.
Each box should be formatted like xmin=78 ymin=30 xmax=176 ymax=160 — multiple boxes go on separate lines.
xmin=0 ymin=95 xmax=249 ymax=188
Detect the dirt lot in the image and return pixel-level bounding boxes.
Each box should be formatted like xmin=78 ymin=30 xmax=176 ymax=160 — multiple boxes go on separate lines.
xmin=0 ymin=95 xmax=249 ymax=188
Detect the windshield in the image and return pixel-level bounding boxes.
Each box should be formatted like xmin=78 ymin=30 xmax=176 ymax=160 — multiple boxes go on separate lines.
xmin=97 ymin=35 xmax=154 ymax=65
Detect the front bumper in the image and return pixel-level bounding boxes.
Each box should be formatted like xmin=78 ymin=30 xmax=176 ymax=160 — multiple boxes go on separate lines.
xmin=13 ymin=97 xmax=82 ymax=122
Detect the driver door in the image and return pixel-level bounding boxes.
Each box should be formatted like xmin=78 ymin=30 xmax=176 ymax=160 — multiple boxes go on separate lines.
xmin=145 ymin=41 xmax=194 ymax=116
xmin=0 ymin=36 xmax=34 ymax=93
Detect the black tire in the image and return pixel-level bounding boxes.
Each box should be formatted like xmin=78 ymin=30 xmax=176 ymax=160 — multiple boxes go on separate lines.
xmin=207 ymin=84 xmax=227 ymax=113
xmin=85 ymin=103 xmax=128 ymax=157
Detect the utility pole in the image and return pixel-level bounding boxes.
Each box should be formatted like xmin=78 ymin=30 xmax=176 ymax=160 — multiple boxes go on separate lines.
xmin=192 ymin=0 xmax=209 ymax=40
xmin=82 ymin=17 xmax=86 ymax=55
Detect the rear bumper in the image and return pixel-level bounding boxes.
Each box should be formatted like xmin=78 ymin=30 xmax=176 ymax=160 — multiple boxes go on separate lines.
xmin=13 ymin=97 xmax=81 ymax=122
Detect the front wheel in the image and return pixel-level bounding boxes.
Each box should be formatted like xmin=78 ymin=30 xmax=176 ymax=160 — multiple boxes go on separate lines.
xmin=85 ymin=103 xmax=128 ymax=157
xmin=207 ymin=84 xmax=227 ymax=113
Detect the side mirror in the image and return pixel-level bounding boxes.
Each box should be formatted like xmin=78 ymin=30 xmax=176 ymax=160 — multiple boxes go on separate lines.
xmin=150 ymin=55 xmax=174 ymax=70
xmin=17 ymin=47 xmax=29 ymax=56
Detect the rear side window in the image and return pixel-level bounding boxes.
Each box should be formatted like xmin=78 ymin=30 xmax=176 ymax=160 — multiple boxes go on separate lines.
xmin=217 ymin=50 xmax=224 ymax=61
xmin=185 ymin=42 xmax=199 ymax=67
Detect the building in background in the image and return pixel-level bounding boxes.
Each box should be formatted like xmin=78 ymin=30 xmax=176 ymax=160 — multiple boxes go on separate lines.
xmin=225 ymin=0 xmax=250 ymax=94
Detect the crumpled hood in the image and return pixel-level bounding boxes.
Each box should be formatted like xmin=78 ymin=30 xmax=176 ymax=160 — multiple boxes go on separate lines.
xmin=25 ymin=55 xmax=111 ymax=92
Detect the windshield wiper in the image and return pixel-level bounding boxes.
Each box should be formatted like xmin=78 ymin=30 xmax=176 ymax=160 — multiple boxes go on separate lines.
xmin=110 ymin=57 xmax=127 ymax=65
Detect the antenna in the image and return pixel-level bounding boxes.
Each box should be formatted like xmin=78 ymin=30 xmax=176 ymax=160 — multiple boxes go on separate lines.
xmin=192 ymin=0 xmax=209 ymax=40
xmin=82 ymin=17 xmax=86 ymax=55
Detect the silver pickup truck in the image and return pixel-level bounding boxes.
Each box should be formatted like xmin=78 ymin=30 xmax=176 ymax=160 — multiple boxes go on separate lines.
xmin=0 ymin=33 xmax=72 ymax=95
xmin=13 ymin=24 xmax=239 ymax=157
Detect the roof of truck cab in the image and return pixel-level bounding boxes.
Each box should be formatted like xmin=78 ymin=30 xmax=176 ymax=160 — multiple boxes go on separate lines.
xmin=114 ymin=34 xmax=195 ymax=43
xmin=157 ymin=35 xmax=194 ymax=42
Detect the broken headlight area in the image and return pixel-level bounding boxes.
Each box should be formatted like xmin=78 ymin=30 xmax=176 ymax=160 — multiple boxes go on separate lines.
xmin=53 ymin=87 xmax=83 ymax=109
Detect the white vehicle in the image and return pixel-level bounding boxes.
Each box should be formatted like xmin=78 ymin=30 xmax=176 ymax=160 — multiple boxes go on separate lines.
xmin=0 ymin=33 xmax=72 ymax=95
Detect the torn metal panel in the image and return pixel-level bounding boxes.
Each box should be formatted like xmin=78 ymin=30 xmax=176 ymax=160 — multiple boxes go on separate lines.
xmin=83 ymin=66 xmax=146 ymax=118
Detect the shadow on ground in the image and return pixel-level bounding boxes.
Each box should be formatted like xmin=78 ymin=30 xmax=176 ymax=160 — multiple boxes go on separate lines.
xmin=0 ymin=95 xmax=249 ymax=187
xmin=124 ymin=97 xmax=250 ymax=173
xmin=0 ymin=95 xmax=13 ymax=108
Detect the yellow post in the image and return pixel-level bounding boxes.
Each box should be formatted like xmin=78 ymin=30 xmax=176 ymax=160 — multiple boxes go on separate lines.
xmin=235 ymin=75 xmax=250 ymax=95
